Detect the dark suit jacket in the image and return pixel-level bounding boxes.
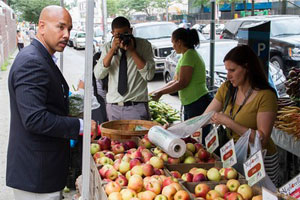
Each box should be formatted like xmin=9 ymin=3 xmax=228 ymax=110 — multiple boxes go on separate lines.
xmin=6 ymin=39 xmax=80 ymax=193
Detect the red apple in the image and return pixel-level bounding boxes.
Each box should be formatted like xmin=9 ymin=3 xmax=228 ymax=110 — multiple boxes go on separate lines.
xmin=142 ymin=163 xmax=155 ymax=176
xmin=124 ymin=141 xmax=137 ymax=149
xmin=158 ymin=152 xmax=169 ymax=162
xmin=154 ymin=168 xmax=164 ymax=175
xmin=99 ymin=164 xmax=113 ymax=178
xmin=181 ymin=173 xmax=193 ymax=182
xmin=114 ymin=153 xmax=124 ymax=160
xmin=194 ymin=143 xmax=204 ymax=152
xmin=162 ymin=185 xmax=177 ymax=200
xmin=162 ymin=177 xmax=174 ymax=188
xmin=226 ymin=192 xmax=244 ymax=200
xmin=115 ymin=175 xmax=128 ymax=186
xmin=192 ymin=173 xmax=207 ymax=182
xmin=142 ymin=151 xmax=153 ymax=162
xmin=113 ymin=159 xmax=122 ymax=170
xmin=194 ymin=183 xmax=210 ymax=198
xmin=128 ymin=174 xmax=143 ymax=192
xmin=131 ymin=150 xmax=143 ymax=160
xmin=215 ymin=184 xmax=229 ymax=197
xmin=224 ymin=167 xmax=238 ymax=180
xmin=130 ymin=158 xmax=142 ymax=169
xmin=105 ymin=152 xmax=115 ymax=160
xmin=105 ymin=181 xmax=121 ymax=195
xmin=112 ymin=144 xmax=125 ymax=154
xmin=174 ymin=190 xmax=190 ymax=200
xmin=168 ymin=157 xmax=181 ymax=164
xmin=206 ymin=190 xmax=221 ymax=200
xmin=93 ymin=151 xmax=105 ymax=161
xmin=237 ymin=184 xmax=252 ymax=200
xmin=98 ymin=136 xmax=111 ymax=150
xmin=139 ymin=138 xmax=152 ymax=149
xmin=169 ymin=182 xmax=183 ymax=191
xmin=170 ymin=171 xmax=181 ymax=179
xmin=111 ymin=140 xmax=120 ymax=146
xmin=198 ymin=149 xmax=210 ymax=161
xmin=145 ymin=181 xmax=162 ymax=195
xmin=105 ymin=168 xmax=118 ymax=180
xmin=139 ymin=191 xmax=156 ymax=200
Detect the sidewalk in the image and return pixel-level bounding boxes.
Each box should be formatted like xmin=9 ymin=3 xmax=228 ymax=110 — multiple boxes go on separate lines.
xmin=0 ymin=48 xmax=77 ymax=200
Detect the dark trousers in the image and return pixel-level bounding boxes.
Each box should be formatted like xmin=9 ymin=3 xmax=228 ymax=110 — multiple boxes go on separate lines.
xmin=17 ymin=43 xmax=24 ymax=51
xmin=183 ymin=93 xmax=213 ymax=144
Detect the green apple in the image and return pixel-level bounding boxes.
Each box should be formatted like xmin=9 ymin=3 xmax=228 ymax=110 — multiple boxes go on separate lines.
xmin=186 ymin=143 xmax=196 ymax=153
xmin=184 ymin=156 xmax=196 ymax=164
xmin=207 ymin=168 xmax=221 ymax=181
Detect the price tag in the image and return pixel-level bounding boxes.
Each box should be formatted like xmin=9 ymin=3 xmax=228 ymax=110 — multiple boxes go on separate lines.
xmin=205 ymin=127 xmax=219 ymax=153
xmin=243 ymin=150 xmax=266 ymax=186
xmin=279 ymin=173 xmax=300 ymax=198
xmin=220 ymin=139 xmax=237 ymax=168
xmin=262 ymin=187 xmax=278 ymax=200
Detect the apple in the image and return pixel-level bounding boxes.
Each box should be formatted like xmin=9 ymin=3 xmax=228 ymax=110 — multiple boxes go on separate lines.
xmin=219 ymin=168 xmax=226 ymax=177
xmin=154 ymin=168 xmax=164 ymax=175
xmin=184 ymin=156 xmax=196 ymax=164
xmin=150 ymin=156 xmax=164 ymax=169
xmin=98 ymin=156 xmax=113 ymax=165
xmin=186 ymin=143 xmax=196 ymax=153
xmin=111 ymin=140 xmax=120 ymax=146
xmin=226 ymin=192 xmax=244 ymax=200
xmin=139 ymin=138 xmax=152 ymax=149
xmin=162 ymin=185 xmax=177 ymax=200
xmin=237 ymin=184 xmax=253 ymax=200
xmin=194 ymin=168 xmax=207 ymax=177
xmin=115 ymin=175 xmax=128 ymax=186
xmin=93 ymin=151 xmax=105 ymax=161
xmin=142 ymin=163 xmax=155 ymax=176
xmin=158 ymin=153 xmax=168 ymax=162
xmin=155 ymin=194 xmax=168 ymax=200
xmin=174 ymin=190 xmax=190 ymax=200
xmin=108 ymin=192 xmax=122 ymax=200
xmin=224 ymin=167 xmax=238 ymax=180
xmin=118 ymin=161 xmax=130 ymax=174
xmin=105 ymin=181 xmax=121 ymax=195
xmin=125 ymin=170 xmax=132 ymax=180
xmin=127 ymin=148 xmax=137 ymax=154
xmin=162 ymin=177 xmax=175 ymax=188
xmin=206 ymin=190 xmax=221 ymax=200
xmin=251 ymin=195 xmax=262 ymax=200
xmin=138 ymin=191 xmax=156 ymax=200
xmin=194 ymin=183 xmax=210 ymax=198
xmin=207 ymin=157 xmax=216 ymax=163
xmin=184 ymin=150 xmax=193 ymax=158
xmin=131 ymin=150 xmax=143 ymax=160
xmin=194 ymin=143 xmax=204 ymax=152
xmin=105 ymin=168 xmax=118 ymax=180
xmin=181 ymin=173 xmax=193 ymax=182
xmin=90 ymin=143 xmax=101 ymax=155
xmin=128 ymin=174 xmax=143 ymax=192
xmin=120 ymin=188 xmax=137 ymax=200
xmin=170 ymin=171 xmax=181 ymax=179
xmin=130 ymin=158 xmax=142 ymax=169
xmin=215 ymin=184 xmax=229 ymax=197
xmin=122 ymin=154 xmax=131 ymax=163
xmin=207 ymin=168 xmax=221 ymax=181
xmin=193 ymin=173 xmax=207 ymax=182
xmin=142 ymin=151 xmax=153 ymax=162
xmin=99 ymin=164 xmax=113 ymax=178
xmin=198 ymin=149 xmax=210 ymax=161
xmin=98 ymin=136 xmax=111 ymax=150
xmin=113 ymin=159 xmax=122 ymax=170
xmin=146 ymin=181 xmax=162 ymax=194
xmin=125 ymin=140 xmax=137 ymax=149
xmin=131 ymin=165 xmax=143 ymax=176
xmin=168 ymin=157 xmax=181 ymax=164
xmin=112 ymin=144 xmax=125 ymax=154
xmin=169 ymin=182 xmax=183 ymax=191
xmin=151 ymin=175 xmax=163 ymax=185
xmin=226 ymin=179 xmax=240 ymax=192
xmin=189 ymin=167 xmax=199 ymax=175
xmin=154 ymin=147 xmax=163 ymax=155
xmin=114 ymin=153 xmax=124 ymax=160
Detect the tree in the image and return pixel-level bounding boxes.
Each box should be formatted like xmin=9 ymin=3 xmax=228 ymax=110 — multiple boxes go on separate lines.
xmin=107 ymin=0 xmax=119 ymax=17
xmin=8 ymin=0 xmax=60 ymax=24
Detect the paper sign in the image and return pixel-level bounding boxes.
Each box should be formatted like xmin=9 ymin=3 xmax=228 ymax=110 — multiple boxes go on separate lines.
xmin=220 ymin=139 xmax=237 ymax=168
xmin=262 ymin=187 xmax=278 ymax=200
xmin=243 ymin=150 xmax=266 ymax=186
xmin=205 ymin=127 xmax=219 ymax=153
xmin=279 ymin=173 xmax=300 ymax=198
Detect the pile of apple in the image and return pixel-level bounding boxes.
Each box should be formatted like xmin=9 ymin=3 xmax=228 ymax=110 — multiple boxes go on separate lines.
xmin=193 ymin=180 xmax=262 ymax=200
xmin=169 ymin=166 xmax=239 ymax=183
xmin=153 ymin=142 xmax=216 ymax=165
xmin=104 ymin=174 xmax=191 ymax=200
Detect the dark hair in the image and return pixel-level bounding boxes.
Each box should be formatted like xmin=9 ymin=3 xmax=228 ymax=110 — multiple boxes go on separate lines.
xmin=17 ymin=30 xmax=20 ymax=33
xmin=223 ymin=45 xmax=277 ymax=95
xmin=172 ymin=28 xmax=199 ymax=49
xmin=111 ymin=16 xmax=130 ymax=30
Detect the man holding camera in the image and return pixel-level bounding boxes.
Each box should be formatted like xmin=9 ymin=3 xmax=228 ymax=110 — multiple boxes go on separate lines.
xmin=94 ymin=16 xmax=155 ymax=120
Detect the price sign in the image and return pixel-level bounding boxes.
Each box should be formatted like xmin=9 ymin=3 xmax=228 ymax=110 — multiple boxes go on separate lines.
xmin=243 ymin=150 xmax=266 ymax=186
xmin=220 ymin=139 xmax=237 ymax=168
xmin=262 ymin=187 xmax=278 ymax=200
xmin=205 ymin=127 xmax=219 ymax=153
xmin=279 ymin=173 xmax=300 ymax=198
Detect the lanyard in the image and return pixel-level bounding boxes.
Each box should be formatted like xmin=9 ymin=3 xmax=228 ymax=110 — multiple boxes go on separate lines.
xmin=229 ymin=88 xmax=253 ymax=120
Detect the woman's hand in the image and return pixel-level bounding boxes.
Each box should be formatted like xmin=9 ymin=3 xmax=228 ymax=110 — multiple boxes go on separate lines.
xmin=149 ymin=91 xmax=162 ymax=102
xmin=211 ymin=112 xmax=232 ymax=127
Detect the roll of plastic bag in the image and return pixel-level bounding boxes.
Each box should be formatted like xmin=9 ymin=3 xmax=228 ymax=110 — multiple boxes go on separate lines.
xmin=148 ymin=126 xmax=186 ymax=158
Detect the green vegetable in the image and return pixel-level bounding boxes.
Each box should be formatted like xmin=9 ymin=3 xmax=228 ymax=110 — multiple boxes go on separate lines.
xmin=149 ymin=100 xmax=181 ymax=125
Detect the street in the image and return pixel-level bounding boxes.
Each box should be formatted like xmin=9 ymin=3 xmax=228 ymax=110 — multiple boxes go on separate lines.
xmin=0 ymin=46 xmax=180 ymax=200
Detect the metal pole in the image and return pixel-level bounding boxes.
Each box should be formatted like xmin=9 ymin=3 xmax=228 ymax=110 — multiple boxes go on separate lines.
xmin=82 ymin=0 xmax=94 ymax=199
xmin=166 ymin=0 xmax=169 ymax=22
xmin=102 ymin=0 xmax=108 ymax=42
xmin=60 ymin=0 xmax=64 ymax=72
xmin=209 ymin=0 xmax=216 ymax=89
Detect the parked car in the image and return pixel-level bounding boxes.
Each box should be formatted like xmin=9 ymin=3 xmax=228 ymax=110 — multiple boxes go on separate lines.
xmin=93 ymin=27 xmax=104 ymax=53
xmin=68 ymin=30 xmax=77 ymax=47
xmin=73 ymin=31 xmax=86 ymax=49
xmin=221 ymin=15 xmax=300 ymax=75
xmin=192 ymin=23 xmax=206 ymax=33
xmin=202 ymin=24 xmax=225 ymax=35
xmin=164 ymin=40 xmax=286 ymax=97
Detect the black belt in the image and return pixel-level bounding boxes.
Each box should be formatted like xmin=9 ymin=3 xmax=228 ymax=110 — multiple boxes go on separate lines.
xmin=112 ymin=101 xmax=145 ymax=107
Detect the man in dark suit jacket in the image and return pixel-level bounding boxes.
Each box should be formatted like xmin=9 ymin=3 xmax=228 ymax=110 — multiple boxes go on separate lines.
xmin=6 ymin=5 xmax=96 ymax=199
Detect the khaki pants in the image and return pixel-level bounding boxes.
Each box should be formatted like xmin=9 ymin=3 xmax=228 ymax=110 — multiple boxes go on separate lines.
xmin=13 ymin=189 xmax=62 ymax=200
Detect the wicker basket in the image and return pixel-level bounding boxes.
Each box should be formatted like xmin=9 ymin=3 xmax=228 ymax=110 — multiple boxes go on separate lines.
xmin=100 ymin=120 xmax=159 ymax=140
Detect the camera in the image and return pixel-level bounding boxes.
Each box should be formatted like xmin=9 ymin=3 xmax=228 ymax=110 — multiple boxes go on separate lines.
xmin=119 ymin=33 xmax=134 ymax=46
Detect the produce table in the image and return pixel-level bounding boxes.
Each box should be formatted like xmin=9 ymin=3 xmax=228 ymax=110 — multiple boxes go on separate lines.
xmin=271 ymin=128 xmax=300 ymax=158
